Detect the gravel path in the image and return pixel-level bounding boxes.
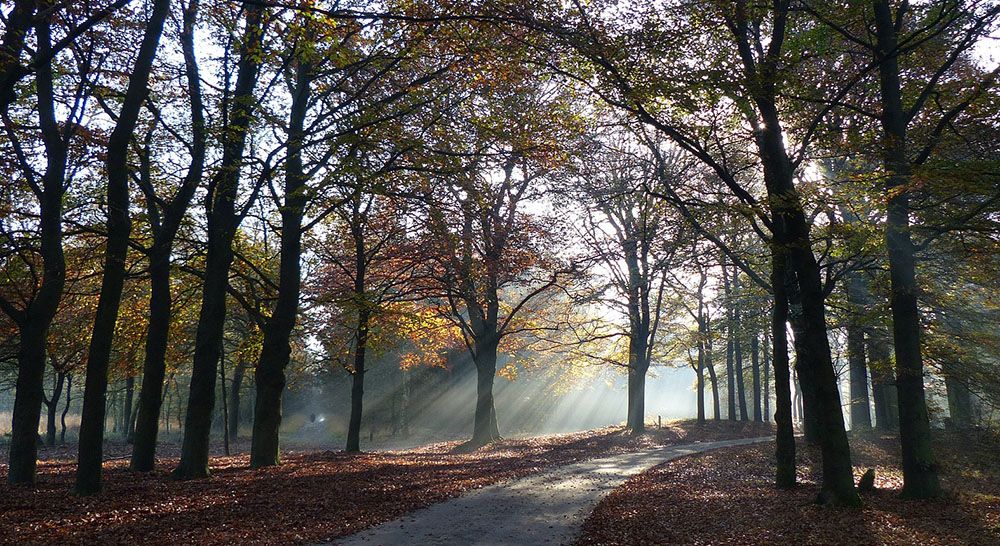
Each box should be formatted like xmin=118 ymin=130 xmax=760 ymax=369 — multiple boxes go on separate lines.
xmin=332 ymin=436 xmax=773 ymax=546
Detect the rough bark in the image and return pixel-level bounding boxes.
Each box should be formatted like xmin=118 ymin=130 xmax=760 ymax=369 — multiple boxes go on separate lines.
xmin=60 ymin=374 xmax=72 ymax=444
xmin=75 ymin=0 xmax=170 ymax=496
xmin=872 ymin=0 xmax=941 ymax=499
xmin=43 ymin=369 xmax=66 ymax=446
xmin=175 ymin=4 xmax=264 ymax=479
xmin=131 ymin=0 xmax=205 ymax=473
xmin=771 ymin=250 xmax=796 ymax=489
xmin=5 ymin=9 xmax=67 ymax=486
xmin=250 ymin=56 xmax=311 ymax=467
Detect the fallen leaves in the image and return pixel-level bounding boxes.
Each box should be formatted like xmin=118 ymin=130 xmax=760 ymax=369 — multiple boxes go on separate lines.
xmin=0 ymin=420 xmax=771 ymax=545
xmin=576 ymin=430 xmax=1000 ymax=545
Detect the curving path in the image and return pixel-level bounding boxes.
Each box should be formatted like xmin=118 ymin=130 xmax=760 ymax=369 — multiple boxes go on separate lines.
xmin=332 ymin=436 xmax=772 ymax=546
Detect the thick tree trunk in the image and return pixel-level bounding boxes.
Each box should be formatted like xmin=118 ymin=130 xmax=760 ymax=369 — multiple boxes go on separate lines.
xmin=471 ymin=334 xmax=501 ymax=446
xmin=872 ymin=0 xmax=941 ymax=499
xmin=176 ymin=5 xmax=264 ymax=479
xmin=753 ymin=87 xmax=858 ymax=504
xmin=250 ymin=57 xmax=310 ymax=467
xmin=75 ymin=0 xmax=170 ymax=496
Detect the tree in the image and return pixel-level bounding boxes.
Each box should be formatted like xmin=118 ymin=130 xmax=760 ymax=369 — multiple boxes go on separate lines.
xmin=74 ymin=0 xmax=171 ymax=496
xmin=130 ymin=0 xmax=207 ymax=472
xmin=174 ymin=3 xmax=266 ymax=480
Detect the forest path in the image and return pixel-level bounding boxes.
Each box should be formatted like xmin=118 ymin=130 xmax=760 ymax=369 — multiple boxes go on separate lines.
xmin=331 ymin=436 xmax=772 ymax=546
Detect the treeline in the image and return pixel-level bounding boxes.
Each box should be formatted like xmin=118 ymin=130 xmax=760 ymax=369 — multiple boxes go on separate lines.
xmin=1 ymin=0 xmax=998 ymax=509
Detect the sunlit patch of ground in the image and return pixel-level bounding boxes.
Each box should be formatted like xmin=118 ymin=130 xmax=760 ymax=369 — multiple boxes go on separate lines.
xmin=576 ymin=430 xmax=1000 ymax=545
xmin=0 ymin=420 xmax=771 ymax=545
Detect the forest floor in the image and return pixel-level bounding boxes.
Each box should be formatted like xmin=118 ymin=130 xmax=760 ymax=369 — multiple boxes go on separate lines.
xmin=0 ymin=420 xmax=771 ymax=545
xmin=576 ymin=429 xmax=1000 ymax=545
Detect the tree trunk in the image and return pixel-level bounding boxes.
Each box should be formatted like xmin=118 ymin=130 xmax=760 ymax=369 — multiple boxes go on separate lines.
xmin=6 ymin=8 xmax=67 ymax=487
xmin=724 ymin=269 xmax=737 ymax=421
xmin=131 ymin=248 xmax=172 ymax=471
xmin=471 ymin=333 xmax=501 ymax=447
xmin=867 ymin=328 xmax=899 ymax=430
xmin=60 ymin=374 xmax=72 ymax=444
xmin=751 ymin=332 xmax=762 ymax=422
xmin=732 ymin=271 xmax=748 ymax=421
xmin=872 ymin=0 xmax=941 ymax=499
xmin=131 ymin=0 xmax=204 ymax=473
xmin=763 ymin=333 xmax=771 ymax=422
xmin=771 ymin=250 xmax=796 ymax=488
xmin=45 ymin=370 xmax=65 ymax=446
xmin=706 ymin=322 xmax=721 ymax=420
xmin=75 ymin=0 xmax=170 ymax=496
xmin=944 ymin=365 xmax=973 ymax=429
xmin=346 ymin=309 xmax=370 ymax=453
xmin=846 ymin=302 xmax=872 ymax=431
xmin=786 ymin=279 xmax=820 ymax=443
xmin=696 ymin=331 xmax=706 ymax=424
xmin=250 ymin=55 xmax=310 ymax=468
xmin=228 ymin=360 xmax=246 ymax=440
xmin=123 ymin=375 xmax=136 ymax=443
xmin=176 ymin=5 xmax=264 ymax=479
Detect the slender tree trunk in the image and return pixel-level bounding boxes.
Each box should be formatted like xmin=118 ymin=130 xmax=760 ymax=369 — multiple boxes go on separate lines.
xmin=346 ymin=309 xmax=370 ymax=453
xmin=176 ymin=5 xmax=264 ymax=479
xmin=846 ymin=303 xmax=872 ymax=431
xmin=131 ymin=0 xmax=204 ymax=473
xmin=75 ymin=0 xmax=170 ymax=496
xmin=771 ymin=251 xmax=796 ymax=488
xmin=250 ymin=56 xmax=310 ymax=467
xmin=872 ymin=0 xmax=941 ymax=499
xmin=944 ymin=364 xmax=973 ymax=429
xmin=6 ymin=9 xmax=67 ymax=486
xmin=60 ymin=374 xmax=72 ymax=444
xmin=724 ymin=269 xmax=737 ymax=421
xmin=228 ymin=361 xmax=246 ymax=440
xmin=123 ymin=375 xmax=136 ymax=442
xmin=751 ymin=332 xmax=762 ymax=422
xmin=786 ymin=280 xmax=820 ymax=443
xmin=218 ymin=338 xmax=229 ymax=456
xmin=696 ymin=332 xmax=706 ymax=424
xmin=732 ymin=270 xmax=749 ymax=421
xmin=45 ymin=370 xmax=65 ymax=446
xmin=706 ymin=322 xmax=721 ymax=420
xmin=763 ymin=332 xmax=771 ymax=422
xmin=867 ymin=327 xmax=898 ymax=430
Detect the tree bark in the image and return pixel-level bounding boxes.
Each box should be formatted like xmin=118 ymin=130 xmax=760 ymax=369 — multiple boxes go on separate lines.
xmin=131 ymin=0 xmax=205 ymax=473
xmin=75 ymin=0 xmax=170 ymax=496
xmin=60 ymin=374 xmax=72 ymax=444
xmin=250 ymin=56 xmax=310 ymax=467
xmin=228 ymin=361 xmax=247 ymax=440
xmin=471 ymin=332 xmax=501 ymax=446
xmin=771 ymin=250 xmax=796 ymax=488
xmin=5 ymin=7 xmax=67 ymax=487
xmin=44 ymin=369 xmax=65 ymax=447
xmin=846 ymin=278 xmax=872 ymax=430
xmin=751 ymin=332 xmax=762 ymax=422
xmin=872 ymin=0 xmax=941 ymax=499
xmin=176 ymin=4 xmax=264 ymax=479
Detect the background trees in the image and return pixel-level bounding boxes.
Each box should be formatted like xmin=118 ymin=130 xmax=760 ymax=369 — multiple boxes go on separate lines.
xmin=0 ymin=1 xmax=998 ymax=515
